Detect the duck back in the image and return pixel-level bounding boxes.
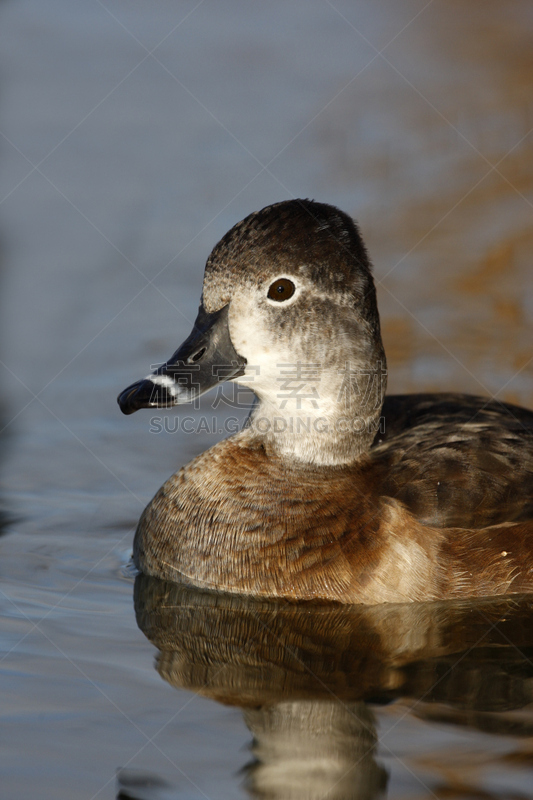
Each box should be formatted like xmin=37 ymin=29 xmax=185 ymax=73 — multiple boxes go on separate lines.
xmin=372 ymin=393 xmax=533 ymax=529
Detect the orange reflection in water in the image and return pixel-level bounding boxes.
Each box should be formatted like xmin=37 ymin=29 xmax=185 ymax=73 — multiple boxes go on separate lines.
xmin=323 ymin=0 xmax=533 ymax=408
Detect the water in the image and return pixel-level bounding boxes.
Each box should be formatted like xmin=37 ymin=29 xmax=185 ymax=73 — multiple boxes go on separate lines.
xmin=1 ymin=1 xmax=532 ymax=798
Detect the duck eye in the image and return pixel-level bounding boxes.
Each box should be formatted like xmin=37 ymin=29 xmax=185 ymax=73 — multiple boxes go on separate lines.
xmin=267 ymin=278 xmax=296 ymax=302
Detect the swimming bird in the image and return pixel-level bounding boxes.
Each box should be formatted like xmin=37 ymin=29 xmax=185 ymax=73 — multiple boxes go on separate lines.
xmin=118 ymin=200 xmax=533 ymax=604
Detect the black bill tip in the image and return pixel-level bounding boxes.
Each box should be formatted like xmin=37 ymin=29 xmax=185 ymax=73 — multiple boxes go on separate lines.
xmin=117 ymin=378 xmax=175 ymax=415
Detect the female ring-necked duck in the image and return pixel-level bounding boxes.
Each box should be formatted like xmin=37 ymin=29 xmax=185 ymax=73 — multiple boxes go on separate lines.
xmin=118 ymin=200 xmax=533 ymax=604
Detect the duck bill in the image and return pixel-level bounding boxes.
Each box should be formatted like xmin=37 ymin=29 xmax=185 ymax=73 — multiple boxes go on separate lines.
xmin=117 ymin=304 xmax=246 ymax=415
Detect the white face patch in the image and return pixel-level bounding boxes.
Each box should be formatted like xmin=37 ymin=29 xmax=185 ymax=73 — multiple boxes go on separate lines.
xmin=228 ymin=284 xmax=338 ymax=417
xmin=145 ymin=373 xmax=178 ymax=398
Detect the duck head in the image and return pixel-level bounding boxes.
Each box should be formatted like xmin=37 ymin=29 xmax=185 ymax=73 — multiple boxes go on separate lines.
xmin=118 ymin=199 xmax=386 ymax=465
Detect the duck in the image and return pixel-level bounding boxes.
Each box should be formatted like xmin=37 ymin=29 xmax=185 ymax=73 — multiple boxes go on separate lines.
xmin=118 ymin=199 xmax=533 ymax=604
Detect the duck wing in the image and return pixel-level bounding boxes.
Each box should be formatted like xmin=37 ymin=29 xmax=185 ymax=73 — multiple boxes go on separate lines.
xmin=370 ymin=393 xmax=533 ymax=529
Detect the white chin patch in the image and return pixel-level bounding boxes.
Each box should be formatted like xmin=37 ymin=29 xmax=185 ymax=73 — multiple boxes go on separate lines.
xmin=145 ymin=373 xmax=178 ymax=398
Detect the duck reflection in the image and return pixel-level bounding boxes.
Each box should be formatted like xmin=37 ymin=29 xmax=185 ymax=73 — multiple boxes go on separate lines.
xmin=242 ymin=701 xmax=384 ymax=799
xmin=134 ymin=576 xmax=533 ymax=798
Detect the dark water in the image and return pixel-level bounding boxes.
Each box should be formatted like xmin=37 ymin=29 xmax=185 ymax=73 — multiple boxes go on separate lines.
xmin=1 ymin=1 xmax=533 ymax=798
